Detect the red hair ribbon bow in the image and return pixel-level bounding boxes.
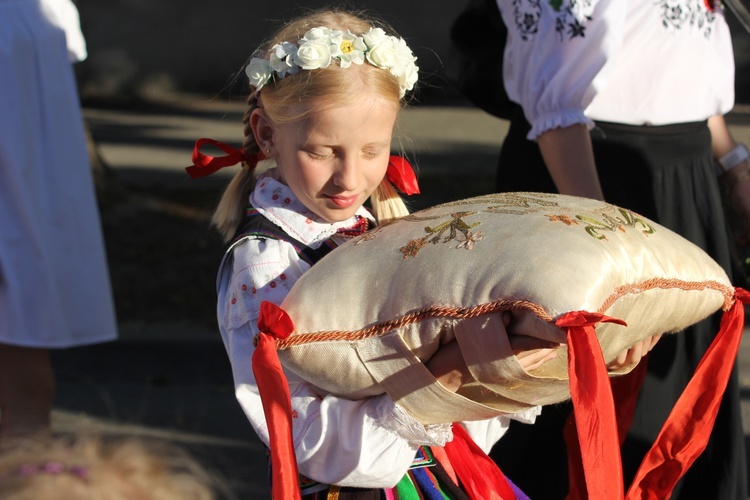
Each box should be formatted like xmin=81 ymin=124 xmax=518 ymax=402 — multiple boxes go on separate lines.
xmin=387 ymin=155 xmax=420 ymax=195
xmin=185 ymin=138 xmax=265 ymax=179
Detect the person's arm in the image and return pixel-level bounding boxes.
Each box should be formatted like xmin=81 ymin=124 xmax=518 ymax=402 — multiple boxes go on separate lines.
xmin=536 ymin=124 xmax=604 ymax=200
xmin=219 ymin=238 xmax=446 ymax=488
xmin=708 ymin=114 xmax=750 ymax=245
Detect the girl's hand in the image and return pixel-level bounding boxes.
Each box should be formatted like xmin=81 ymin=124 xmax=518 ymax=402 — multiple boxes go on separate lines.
xmin=504 ymin=310 xmax=565 ymax=371
xmin=425 ymin=340 xmax=471 ymax=393
xmin=427 ymin=311 xmax=566 ymax=392
xmin=608 ymin=334 xmax=662 ymax=371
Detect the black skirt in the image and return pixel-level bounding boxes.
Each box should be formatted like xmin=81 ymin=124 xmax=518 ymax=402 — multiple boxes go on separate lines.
xmin=491 ymin=112 xmax=748 ymax=500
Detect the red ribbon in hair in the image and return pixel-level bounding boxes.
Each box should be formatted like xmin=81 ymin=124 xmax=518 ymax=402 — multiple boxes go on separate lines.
xmin=252 ymin=301 xmax=301 ymax=500
xmin=387 ymin=155 xmax=420 ymax=195
xmin=185 ymin=138 xmax=265 ymax=179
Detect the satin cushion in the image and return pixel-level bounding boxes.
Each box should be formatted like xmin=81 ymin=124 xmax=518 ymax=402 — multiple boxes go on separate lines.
xmin=274 ymin=193 xmax=732 ymax=424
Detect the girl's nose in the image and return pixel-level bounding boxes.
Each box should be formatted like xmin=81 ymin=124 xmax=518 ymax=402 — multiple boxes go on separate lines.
xmin=333 ymin=158 xmax=360 ymax=191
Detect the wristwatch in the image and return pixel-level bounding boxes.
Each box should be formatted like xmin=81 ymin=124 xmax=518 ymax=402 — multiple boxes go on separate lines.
xmin=718 ymin=143 xmax=749 ymax=172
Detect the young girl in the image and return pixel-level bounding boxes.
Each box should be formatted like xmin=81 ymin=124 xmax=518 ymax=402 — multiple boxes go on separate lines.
xmin=188 ymin=8 xmax=654 ymax=498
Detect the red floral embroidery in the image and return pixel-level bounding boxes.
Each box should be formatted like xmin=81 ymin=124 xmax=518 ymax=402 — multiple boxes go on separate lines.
xmin=231 ymin=297 xmax=237 ymax=305
xmin=251 ymin=287 xmax=257 ymax=294
xmin=241 ymin=284 xmax=247 ymax=291
xmin=284 ymin=197 xmax=291 ymax=204
xmin=291 ymin=410 xmax=299 ymax=419
xmin=280 ymin=274 xmax=287 ymax=280
xmin=272 ymin=194 xmax=279 ymax=200
xmin=270 ymin=281 xmax=277 ymax=288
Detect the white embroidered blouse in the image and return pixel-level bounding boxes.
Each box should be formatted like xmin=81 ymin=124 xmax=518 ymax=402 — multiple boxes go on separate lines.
xmin=496 ymin=0 xmax=735 ymax=140
xmin=216 ymin=169 xmax=540 ymax=488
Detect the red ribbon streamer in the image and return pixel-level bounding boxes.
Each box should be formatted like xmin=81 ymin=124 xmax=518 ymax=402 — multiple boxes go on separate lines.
xmin=556 ymin=311 xmax=628 ymax=500
xmin=444 ymin=423 xmax=517 ymax=499
xmin=625 ymin=288 xmax=749 ymax=499
xmin=387 ymin=155 xmax=420 ymax=195
xmin=185 ymin=138 xmax=264 ymax=178
xmin=252 ymin=301 xmax=301 ymax=500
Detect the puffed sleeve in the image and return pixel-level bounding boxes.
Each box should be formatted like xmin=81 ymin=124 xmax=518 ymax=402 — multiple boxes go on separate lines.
xmin=496 ymin=0 xmax=625 ymax=140
xmin=217 ymin=238 xmax=454 ymax=488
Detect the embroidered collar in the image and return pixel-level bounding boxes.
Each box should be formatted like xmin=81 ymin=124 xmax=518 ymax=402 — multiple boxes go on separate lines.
xmin=250 ymin=171 xmax=375 ymax=249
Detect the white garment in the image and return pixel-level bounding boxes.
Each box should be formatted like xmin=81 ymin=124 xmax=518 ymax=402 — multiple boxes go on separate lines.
xmin=0 ymin=0 xmax=117 ymax=347
xmin=216 ymin=171 xmax=540 ymax=488
xmin=497 ymin=0 xmax=735 ymax=139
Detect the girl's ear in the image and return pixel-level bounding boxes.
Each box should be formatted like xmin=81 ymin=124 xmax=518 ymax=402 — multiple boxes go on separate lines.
xmin=250 ymin=108 xmax=275 ymax=155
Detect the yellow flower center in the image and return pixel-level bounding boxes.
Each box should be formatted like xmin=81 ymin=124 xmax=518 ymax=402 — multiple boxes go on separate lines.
xmin=340 ymin=40 xmax=354 ymax=54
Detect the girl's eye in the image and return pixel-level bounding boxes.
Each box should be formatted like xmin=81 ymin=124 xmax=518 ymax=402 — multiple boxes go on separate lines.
xmin=306 ymin=150 xmax=331 ymax=160
xmin=362 ymin=150 xmax=382 ymax=159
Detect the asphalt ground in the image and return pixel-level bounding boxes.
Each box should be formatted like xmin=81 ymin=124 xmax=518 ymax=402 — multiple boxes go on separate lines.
xmin=46 ymin=96 xmax=750 ymax=498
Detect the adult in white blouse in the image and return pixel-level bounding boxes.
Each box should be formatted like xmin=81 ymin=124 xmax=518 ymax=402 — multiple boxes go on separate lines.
xmin=0 ymin=0 xmax=118 ymax=440
xmin=486 ymin=1 xmax=750 ymax=499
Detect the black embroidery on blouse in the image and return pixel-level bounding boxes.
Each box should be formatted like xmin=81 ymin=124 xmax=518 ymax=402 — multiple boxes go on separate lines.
xmin=512 ymin=0 xmax=717 ymax=43
xmin=657 ymin=0 xmax=717 ymax=38
xmin=512 ymin=0 xmax=593 ymax=41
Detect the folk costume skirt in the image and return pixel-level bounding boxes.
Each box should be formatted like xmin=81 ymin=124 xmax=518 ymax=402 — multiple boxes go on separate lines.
xmin=491 ymin=112 xmax=748 ymax=500
xmin=0 ymin=0 xmax=117 ymax=348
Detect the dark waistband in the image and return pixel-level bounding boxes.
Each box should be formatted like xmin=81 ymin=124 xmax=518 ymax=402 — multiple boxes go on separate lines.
xmin=593 ymin=120 xmax=708 ymax=136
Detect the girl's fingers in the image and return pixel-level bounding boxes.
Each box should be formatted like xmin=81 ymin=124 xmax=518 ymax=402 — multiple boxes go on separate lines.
xmin=517 ymin=348 xmax=558 ymax=371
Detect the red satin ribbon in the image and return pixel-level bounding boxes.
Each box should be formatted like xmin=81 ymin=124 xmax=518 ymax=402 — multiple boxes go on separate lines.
xmin=444 ymin=423 xmax=516 ymax=499
xmin=185 ymin=138 xmax=264 ymax=179
xmin=555 ymin=311 xmax=628 ymax=500
xmin=387 ymin=155 xmax=420 ymax=195
xmin=565 ymin=357 xmax=649 ymax=500
xmin=625 ymin=288 xmax=749 ymax=499
xmin=252 ymin=301 xmax=301 ymax=500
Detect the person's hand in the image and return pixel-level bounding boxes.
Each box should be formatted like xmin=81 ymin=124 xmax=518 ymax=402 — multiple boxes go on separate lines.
xmin=425 ymin=339 xmax=470 ymax=392
xmin=608 ymin=334 xmax=662 ymax=371
xmin=426 ymin=311 xmax=566 ymax=392
xmin=504 ymin=310 xmax=566 ymax=371
xmin=724 ymin=166 xmax=750 ymax=245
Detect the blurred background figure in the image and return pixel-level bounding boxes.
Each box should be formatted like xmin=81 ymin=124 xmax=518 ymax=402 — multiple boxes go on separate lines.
xmin=447 ymin=0 xmax=749 ymax=498
xmin=0 ymin=433 xmax=221 ymax=500
xmin=0 ymin=0 xmax=117 ymax=441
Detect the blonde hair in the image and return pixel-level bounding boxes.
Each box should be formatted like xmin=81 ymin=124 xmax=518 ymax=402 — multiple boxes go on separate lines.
xmin=0 ymin=434 xmax=221 ymax=500
xmin=212 ymin=8 xmax=413 ymax=241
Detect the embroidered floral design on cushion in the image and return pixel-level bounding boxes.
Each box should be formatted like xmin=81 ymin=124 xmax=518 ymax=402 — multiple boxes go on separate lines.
xmin=574 ymin=208 xmax=656 ymax=240
xmin=399 ymin=212 xmax=483 ymax=259
xmin=483 ymin=192 xmax=561 ymax=214
xmin=658 ymin=0 xmax=717 ymax=37
xmin=400 ymin=237 xmax=428 ymax=259
xmin=546 ymin=214 xmax=579 ymax=226
xmin=511 ymin=0 xmax=594 ymax=41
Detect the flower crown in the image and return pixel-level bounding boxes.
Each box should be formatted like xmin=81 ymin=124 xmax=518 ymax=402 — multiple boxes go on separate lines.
xmin=245 ymin=26 xmax=419 ymax=98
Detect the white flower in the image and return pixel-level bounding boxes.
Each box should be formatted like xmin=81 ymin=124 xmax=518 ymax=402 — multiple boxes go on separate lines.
xmin=245 ymin=58 xmax=273 ymax=89
xmin=269 ymin=42 xmax=297 ymax=78
xmin=366 ymin=37 xmax=400 ymax=69
xmin=294 ymin=36 xmax=332 ymax=70
xmin=302 ymin=26 xmax=334 ymax=42
xmin=246 ymin=25 xmax=418 ymax=98
xmin=330 ymin=30 xmax=366 ymax=68
xmin=362 ymin=27 xmax=389 ymax=49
